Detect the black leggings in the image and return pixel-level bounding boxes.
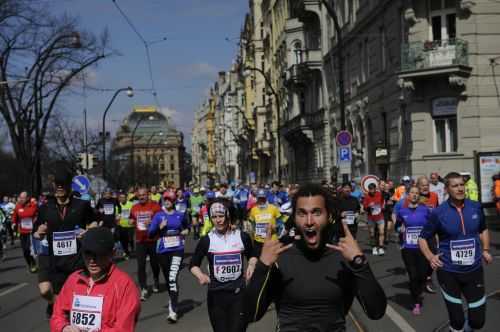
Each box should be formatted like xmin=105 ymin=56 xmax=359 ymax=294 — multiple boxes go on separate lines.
xmin=437 ymin=268 xmax=486 ymax=330
xmin=157 ymin=251 xmax=183 ymax=312
xmin=136 ymin=242 xmax=160 ymax=289
xmin=118 ymin=227 xmax=135 ymax=255
xmin=401 ymin=249 xmax=429 ymax=305
xmin=20 ymin=234 xmax=35 ymax=267
xmin=207 ymin=289 xmax=246 ymax=332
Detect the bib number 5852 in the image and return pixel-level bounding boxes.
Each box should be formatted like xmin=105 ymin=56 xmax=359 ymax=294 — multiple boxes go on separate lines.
xmin=72 ymin=312 xmax=96 ymax=326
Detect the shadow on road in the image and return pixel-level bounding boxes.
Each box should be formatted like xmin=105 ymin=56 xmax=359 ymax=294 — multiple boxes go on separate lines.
xmin=138 ymin=299 xmax=203 ymax=322
xmin=0 ymin=282 xmax=16 ymax=291
xmin=388 ymin=293 xmax=414 ymax=311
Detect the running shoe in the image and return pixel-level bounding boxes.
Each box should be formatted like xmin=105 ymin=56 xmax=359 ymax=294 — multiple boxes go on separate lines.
xmin=412 ymin=303 xmax=421 ymax=315
xmin=378 ymin=247 xmax=385 ymax=256
xmin=425 ymin=278 xmax=436 ymax=293
xmin=29 ymin=264 xmax=38 ymax=273
xmin=152 ymin=280 xmax=160 ymax=293
xmin=140 ymin=288 xmax=148 ymax=301
xmin=167 ymin=302 xmax=178 ymax=323
xmin=372 ymin=247 xmax=379 ymax=256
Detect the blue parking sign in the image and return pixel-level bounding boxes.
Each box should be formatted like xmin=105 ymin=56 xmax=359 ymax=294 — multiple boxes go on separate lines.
xmin=339 ymin=147 xmax=352 ymax=162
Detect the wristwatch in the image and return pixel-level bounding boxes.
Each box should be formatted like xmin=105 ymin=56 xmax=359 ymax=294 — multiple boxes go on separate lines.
xmin=350 ymin=254 xmax=368 ymax=269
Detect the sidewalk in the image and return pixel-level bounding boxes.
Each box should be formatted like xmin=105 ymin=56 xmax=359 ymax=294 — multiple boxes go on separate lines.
xmin=350 ymin=216 xmax=500 ymax=332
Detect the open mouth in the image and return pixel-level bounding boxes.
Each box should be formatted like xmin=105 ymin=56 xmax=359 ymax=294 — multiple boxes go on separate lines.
xmin=303 ymin=229 xmax=318 ymax=246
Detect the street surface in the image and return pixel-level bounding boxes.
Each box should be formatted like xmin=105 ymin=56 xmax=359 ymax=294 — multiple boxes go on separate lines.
xmin=1 ymin=217 xmax=499 ymax=331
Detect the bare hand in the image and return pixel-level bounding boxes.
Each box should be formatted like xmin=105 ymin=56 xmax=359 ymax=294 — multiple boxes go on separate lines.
xmin=259 ymin=225 xmax=293 ymax=266
xmin=429 ymin=253 xmax=444 ymax=270
xmin=36 ymin=223 xmax=48 ymax=236
xmin=197 ymin=273 xmax=210 ymax=285
xmin=245 ymin=258 xmax=258 ymax=281
xmin=326 ymin=224 xmax=363 ymax=261
xmin=181 ymin=229 xmax=189 ymax=236
xmin=483 ymin=251 xmax=493 ymax=265
xmin=62 ymin=325 xmax=80 ymax=332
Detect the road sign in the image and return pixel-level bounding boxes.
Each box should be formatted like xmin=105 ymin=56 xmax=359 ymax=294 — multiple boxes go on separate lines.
xmin=339 ymin=146 xmax=352 ymax=162
xmin=336 ymin=130 xmax=352 ymax=146
xmin=361 ymin=175 xmax=380 ymax=193
xmin=72 ymin=175 xmax=90 ymax=194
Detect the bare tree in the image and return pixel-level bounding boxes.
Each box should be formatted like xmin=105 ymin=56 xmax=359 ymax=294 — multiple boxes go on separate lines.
xmin=0 ymin=0 xmax=112 ymax=195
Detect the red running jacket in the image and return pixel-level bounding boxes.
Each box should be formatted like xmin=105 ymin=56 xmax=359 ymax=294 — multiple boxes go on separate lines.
xmin=12 ymin=201 xmax=38 ymax=234
xmin=51 ymin=264 xmax=141 ymax=332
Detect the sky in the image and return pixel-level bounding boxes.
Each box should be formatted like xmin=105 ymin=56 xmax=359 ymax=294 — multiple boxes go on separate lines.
xmin=47 ymin=0 xmax=249 ymax=151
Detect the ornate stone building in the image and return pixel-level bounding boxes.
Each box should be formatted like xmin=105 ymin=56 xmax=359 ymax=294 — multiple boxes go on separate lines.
xmin=112 ymin=106 xmax=185 ymax=188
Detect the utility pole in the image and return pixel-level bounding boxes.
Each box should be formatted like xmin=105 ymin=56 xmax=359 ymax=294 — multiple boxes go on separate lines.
xmin=84 ymin=108 xmax=89 ymax=171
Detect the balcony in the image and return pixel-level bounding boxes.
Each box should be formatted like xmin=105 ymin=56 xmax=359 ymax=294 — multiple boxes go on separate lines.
xmin=399 ymin=39 xmax=472 ymax=79
xmin=281 ymin=108 xmax=325 ymax=144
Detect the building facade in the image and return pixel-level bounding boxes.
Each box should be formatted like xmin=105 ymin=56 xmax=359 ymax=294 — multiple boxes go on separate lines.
xmin=112 ymin=106 xmax=185 ymax=188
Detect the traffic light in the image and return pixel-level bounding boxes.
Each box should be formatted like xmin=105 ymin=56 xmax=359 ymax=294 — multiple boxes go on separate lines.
xmin=90 ymin=154 xmax=98 ymax=170
xmin=77 ymin=153 xmax=86 ymax=170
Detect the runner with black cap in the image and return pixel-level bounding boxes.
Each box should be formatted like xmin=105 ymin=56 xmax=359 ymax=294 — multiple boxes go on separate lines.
xmin=33 ymin=162 xmax=97 ymax=319
xmin=51 ymin=227 xmax=140 ymax=332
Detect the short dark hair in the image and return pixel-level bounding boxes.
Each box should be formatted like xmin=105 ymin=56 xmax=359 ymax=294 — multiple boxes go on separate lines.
xmin=444 ymin=172 xmax=463 ymax=187
xmin=368 ymin=183 xmax=377 ymax=190
xmin=272 ymin=181 xmax=281 ymax=187
xmin=342 ymin=182 xmax=352 ymax=189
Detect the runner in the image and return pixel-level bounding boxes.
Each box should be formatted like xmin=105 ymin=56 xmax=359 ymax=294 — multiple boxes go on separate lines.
xmin=1 ymin=196 xmax=16 ymax=246
xmin=199 ymin=190 xmax=216 ymax=237
xmin=461 ymin=172 xmax=479 ymax=202
xmin=129 ymin=187 xmax=161 ymax=301
xmin=430 ymin=172 xmax=447 ymax=204
xmin=381 ymin=180 xmax=395 ymax=244
xmin=396 ymin=185 xmax=431 ymax=315
xmin=248 ymin=189 xmax=283 ymax=257
xmin=189 ymin=187 xmax=204 ymax=240
xmin=96 ymin=189 xmax=120 ymax=229
xmin=419 ymin=172 xmax=493 ymax=332
xmin=0 ymin=207 xmax=6 ymax=260
xmin=337 ymin=183 xmax=361 ymax=238
xmin=190 ymin=198 xmax=257 ymax=332
xmin=150 ymin=186 xmax=162 ymax=204
xmin=12 ymin=191 xmax=38 ymax=272
xmin=494 ymin=172 xmax=500 ymax=215
xmin=363 ymin=183 xmax=386 ymax=255
xmin=245 ymin=183 xmax=386 ymax=331
xmin=33 ymin=164 xmax=97 ymax=319
xmin=148 ymin=191 xmax=189 ymax=323
xmin=117 ymin=193 xmax=135 ymax=259
xmin=174 ymin=188 xmax=190 ymax=229
xmin=50 ymin=227 xmax=140 ymax=332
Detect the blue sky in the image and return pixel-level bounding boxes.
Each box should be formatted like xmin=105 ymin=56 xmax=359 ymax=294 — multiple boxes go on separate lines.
xmin=50 ymin=0 xmax=248 ymax=150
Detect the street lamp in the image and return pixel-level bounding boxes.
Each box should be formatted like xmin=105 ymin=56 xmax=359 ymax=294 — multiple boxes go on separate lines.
xmin=243 ymin=66 xmax=282 ymax=183
xmin=101 ymin=86 xmax=134 ymax=181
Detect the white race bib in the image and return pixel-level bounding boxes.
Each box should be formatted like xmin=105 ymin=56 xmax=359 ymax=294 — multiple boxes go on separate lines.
xmin=405 ymin=226 xmax=422 ymax=246
xmin=163 ymin=236 xmax=181 ymax=248
xmin=255 ymin=213 xmax=272 ymax=223
xmin=21 ymin=217 xmax=33 ymax=230
xmin=371 ymin=204 xmax=381 ymax=215
xmin=70 ymin=295 xmax=103 ymax=331
xmin=213 ymin=253 xmax=242 ymax=282
xmin=137 ymin=213 xmax=150 ymax=231
xmin=121 ymin=209 xmax=130 ymax=219
xmin=103 ymin=204 xmax=114 ymax=215
xmin=450 ymin=238 xmax=475 ymax=266
xmin=53 ymin=231 xmax=77 ymax=256
xmin=343 ymin=212 xmax=356 ymax=225
xmin=255 ymin=223 xmax=268 ymax=238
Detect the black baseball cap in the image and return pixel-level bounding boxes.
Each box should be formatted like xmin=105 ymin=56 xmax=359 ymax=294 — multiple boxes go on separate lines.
xmin=52 ymin=162 xmax=74 ymax=188
xmin=82 ymin=227 xmax=114 ymax=256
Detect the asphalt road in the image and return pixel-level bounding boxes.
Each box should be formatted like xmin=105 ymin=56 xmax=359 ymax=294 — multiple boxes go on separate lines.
xmin=1 ymin=218 xmax=499 ymax=332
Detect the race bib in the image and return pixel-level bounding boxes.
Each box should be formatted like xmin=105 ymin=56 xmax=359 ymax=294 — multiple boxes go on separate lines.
xmin=194 ymin=206 xmax=200 ymax=213
xmin=240 ymin=193 xmax=248 ymax=201
xmin=343 ymin=212 xmax=356 ymax=225
xmin=121 ymin=209 xmax=130 ymax=219
xmin=53 ymin=231 xmax=77 ymax=256
xmin=371 ymin=204 xmax=382 ymax=215
xmin=137 ymin=213 xmax=150 ymax=231
xmin=214 ymin=253 xmax=242 ymax=282
xmin=255 ymin=213 xmax=272 ymax=223
xmin=103 ymin=204 xmax=114 ymax=215
xmin=450 ymin=238 xmax=475 ymax=266
xmin=163 ymin=236 xmax=181 ymax=248
xmin=255 ymin=223 xmax=268 ymax=238
xmin=176 ymin=203 xmax=187 ymax=213
xmin=70 ymin=295 xmax=103 ymax=331
xmin=405 ymin=226 xmax=422 ymax=246
xmin=21 ymin=217 xmax=33 ymax=230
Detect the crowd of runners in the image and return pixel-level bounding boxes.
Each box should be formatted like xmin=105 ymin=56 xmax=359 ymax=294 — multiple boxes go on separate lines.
xmin=0 ymin=164 xmax=499 ymax=332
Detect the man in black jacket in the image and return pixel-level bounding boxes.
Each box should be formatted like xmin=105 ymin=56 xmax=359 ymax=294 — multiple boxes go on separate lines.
xmin=245 ymin=184 xmax=386 ymax=332
xmin=33 ymin=163 xmax=97 ymax=319
xmin=337 ymin=183 xmax=361 ymax=238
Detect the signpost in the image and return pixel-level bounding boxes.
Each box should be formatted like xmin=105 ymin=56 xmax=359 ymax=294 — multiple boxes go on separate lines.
xmin=336 ymin=130 xmax=352 ymax=182
xmin=72 ymin=175 xmax=90 ymax=195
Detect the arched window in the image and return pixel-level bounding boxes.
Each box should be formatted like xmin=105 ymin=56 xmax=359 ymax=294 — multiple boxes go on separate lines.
xmin=293 ymin=41 xmax=303 ymax=64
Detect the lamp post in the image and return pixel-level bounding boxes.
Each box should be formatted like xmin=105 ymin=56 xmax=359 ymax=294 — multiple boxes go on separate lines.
xmin=243 ymin=66 xmax=282 ymax=183
xmin=130 ymin=115 xmax=155 ymax=185
xmin=101 ymin=87 xmax=134 ymax=181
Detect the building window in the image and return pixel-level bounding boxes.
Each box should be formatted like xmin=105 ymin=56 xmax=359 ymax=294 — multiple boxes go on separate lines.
xmin=293 ymin=41 xmax=303 ymax=64
xmin=434 ymin=118 xmax=457 ymax=153
xmin=432 ymin=97 xmax=458 ymax=153
xmin=170 ymin=163 xmax=175 ymax=171
xmin=429 ymin=0 xmax=456 ymax=41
